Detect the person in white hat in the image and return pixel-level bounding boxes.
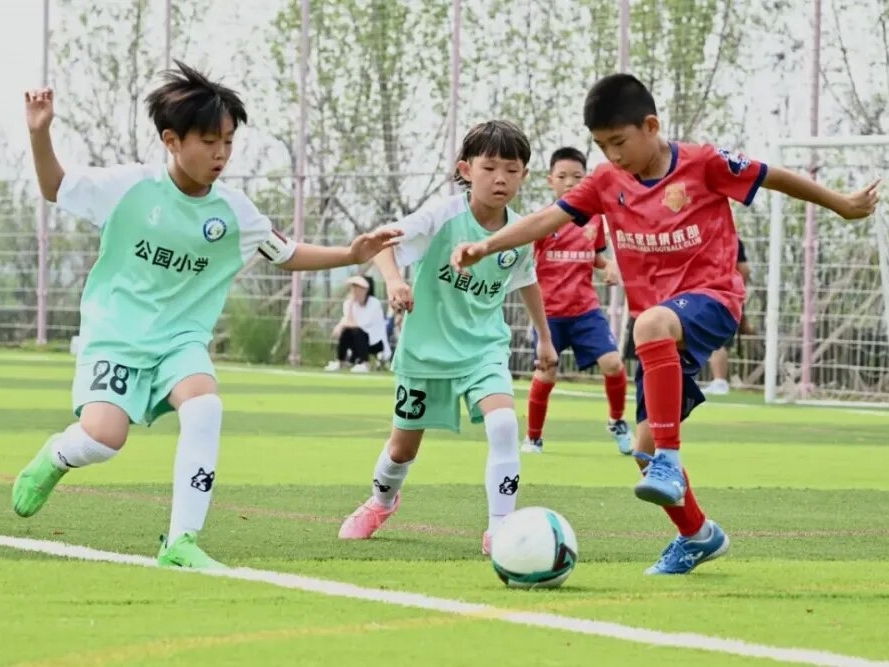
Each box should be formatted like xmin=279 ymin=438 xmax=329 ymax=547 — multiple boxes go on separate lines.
xmin=325 ymin=275 xmax=390 ymax=373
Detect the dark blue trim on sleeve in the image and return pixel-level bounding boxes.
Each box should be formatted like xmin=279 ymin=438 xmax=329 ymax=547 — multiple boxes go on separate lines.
xmin=556 ymin=199 xmax=592 ymax=226
xmin=743 ymin=163 xmax=768 ymax=206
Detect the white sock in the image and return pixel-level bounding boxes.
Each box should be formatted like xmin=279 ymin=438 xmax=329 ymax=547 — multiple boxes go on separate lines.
xmin=168 ymin=394 xmax=223 ymax=543
xmin=689 ymin=521 xmax=713 ymax=541
xmin=52 ymin=423 xmax=118 ymax=470
xmin=655 ymin=447 xmax=682 ymax=467
xmin=484 ymin=407 xmax=520 ymax=533
xmin=371 ymin=442 xmax=412 ymax=508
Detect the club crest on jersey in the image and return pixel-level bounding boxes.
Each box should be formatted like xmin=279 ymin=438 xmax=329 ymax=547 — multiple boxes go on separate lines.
xmin=662 ymin=183 xmax=692 ymax=213
xmin=618 ymin=192 xmax=625 ymax=206
xmin=202 ymin=217 xmax=227 ymax=242
xmin=496 ymin=249 xmax=519 ymax=269
xmin=717 ymin=148 xmax=751 ymax=176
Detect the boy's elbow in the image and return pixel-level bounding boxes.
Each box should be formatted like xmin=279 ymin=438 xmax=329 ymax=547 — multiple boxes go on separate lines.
xmin=41 ymin=186 xmax=58 ymax=203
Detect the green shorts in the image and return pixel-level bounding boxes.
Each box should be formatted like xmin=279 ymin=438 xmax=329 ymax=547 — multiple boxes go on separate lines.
xmin=392 ymin=362 xmax=514 ymax=433
xmin=72 ymin=342 xmax=216 ymax=425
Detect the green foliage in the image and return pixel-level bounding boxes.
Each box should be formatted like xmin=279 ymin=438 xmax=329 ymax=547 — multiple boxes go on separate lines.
xmin=224 ymin=297 xmax=289 ymax=365
xmin=631 ymin=0 xmax=745 ymax=141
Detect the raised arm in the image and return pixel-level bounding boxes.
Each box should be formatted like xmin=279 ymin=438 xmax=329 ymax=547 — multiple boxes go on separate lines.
xmin=451 ymin=204 xmax=572 ymax=271
xmin=763 ymin=167 xmax=879 ymax=220
xmin=25 ymin=88 xmax=64 ymax=202
xmin=279 ymin=227 xmax=402 ymax=272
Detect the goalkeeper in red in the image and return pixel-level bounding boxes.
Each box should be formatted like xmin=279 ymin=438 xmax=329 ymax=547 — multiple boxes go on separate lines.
xmin=451 ymin=73 xmax=878 ymax=575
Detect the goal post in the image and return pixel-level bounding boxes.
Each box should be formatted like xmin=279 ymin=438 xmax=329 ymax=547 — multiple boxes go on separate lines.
xmin=764 ymin=135 xmax=889 ymax=405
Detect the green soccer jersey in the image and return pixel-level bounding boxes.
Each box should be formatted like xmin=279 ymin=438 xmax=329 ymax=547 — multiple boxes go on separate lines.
xmin=57 ymin=164 xmax=296 ymax=367
xmin=391 ymin=193 xmax=536 ymax=379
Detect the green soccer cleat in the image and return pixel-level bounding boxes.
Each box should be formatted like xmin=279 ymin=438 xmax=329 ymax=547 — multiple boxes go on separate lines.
xmin=12 ymin=438 xmax=68 ymax=518
xmin=157 ymin=532 xmax=227 ymax=570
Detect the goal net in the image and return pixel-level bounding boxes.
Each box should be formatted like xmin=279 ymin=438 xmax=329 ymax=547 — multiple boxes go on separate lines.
xmin=764 ymin=136 xmax=889 ymax=405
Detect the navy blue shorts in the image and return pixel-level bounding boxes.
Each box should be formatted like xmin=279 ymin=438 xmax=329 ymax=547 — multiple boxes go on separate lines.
xmin=635 ymin=294 xmax=738 ymax=424
xmin=533 ymin=308 xmax=618 ymax=371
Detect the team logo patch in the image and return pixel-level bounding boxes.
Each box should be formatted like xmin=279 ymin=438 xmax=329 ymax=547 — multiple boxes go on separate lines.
xmin=618 ymin=191 xmax=625 ymax=206
xmin=496 ymin=249 xmax=519 ymax=269
xmin=717 ymin=148 xmax=751 ymax=176
xmin=673 ymin=298 xmax=688 ymax=309
xmin=662 ymin=183 xmax=692 ymax=213
xmin=202 ymin=217 xmax=227 ymax=242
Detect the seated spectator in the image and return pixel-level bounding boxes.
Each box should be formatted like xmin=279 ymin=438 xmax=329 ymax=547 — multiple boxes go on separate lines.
xmin=324 ymin=275 xmax=390 ymax=373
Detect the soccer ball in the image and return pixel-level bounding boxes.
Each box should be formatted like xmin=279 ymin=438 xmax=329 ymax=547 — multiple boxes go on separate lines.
xmin=490 ymin=506 xmax=578 ymax=589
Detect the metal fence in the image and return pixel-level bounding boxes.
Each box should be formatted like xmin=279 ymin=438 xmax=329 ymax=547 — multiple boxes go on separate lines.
xmin=2 ymin=0 xmax=885 ymax=394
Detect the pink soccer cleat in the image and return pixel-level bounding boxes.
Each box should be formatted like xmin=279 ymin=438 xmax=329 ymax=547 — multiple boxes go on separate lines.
xmin=338 ymin=493 xmax=401 ymax=539
xmin=482 ymin=530 xmax=492 ymax=556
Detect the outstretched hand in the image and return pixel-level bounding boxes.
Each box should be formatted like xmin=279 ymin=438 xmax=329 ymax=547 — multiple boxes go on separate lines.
xmin=837 ymin=179 xmax=880 ymax=220
xmin=450 ymin=241 xmax=489 ymax=273
xmin=349 ymin=227 xmax=403 ymax=264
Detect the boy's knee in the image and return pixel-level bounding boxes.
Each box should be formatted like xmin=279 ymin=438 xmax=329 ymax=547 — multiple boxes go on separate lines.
xmin=79 ymin=404 xmax=130 ymax=450
xmin=633 ymin=307 xmax=682 ymax=345
xmin=598 ymin=352 xmax=624 ymax=376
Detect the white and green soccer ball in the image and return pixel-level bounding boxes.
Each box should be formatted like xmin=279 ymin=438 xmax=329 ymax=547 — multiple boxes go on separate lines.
xmin=491 ymin=506 xmax=578 ymax=589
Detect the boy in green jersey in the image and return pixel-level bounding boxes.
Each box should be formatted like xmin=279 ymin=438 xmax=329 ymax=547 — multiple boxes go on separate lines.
xmin=14 ymin=61 xmax=400 ymax=569
xmin=339 ymin=121 xmax=558 ymax=555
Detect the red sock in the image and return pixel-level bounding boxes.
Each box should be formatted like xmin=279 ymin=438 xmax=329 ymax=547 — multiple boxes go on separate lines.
xmin=527 ymin=378 xmax=555 ymax=439
xmin=603 ymin=370 xmax=627 ymax=420
xmin=635 ymin=339 xmax=682 ymax=449
xmin=663 ymin=469 xmax=706 ymax=537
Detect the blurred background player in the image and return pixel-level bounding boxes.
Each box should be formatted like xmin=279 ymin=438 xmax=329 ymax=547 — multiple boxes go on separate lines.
xmin=522 ymin=146 xmax=632 ymax=456
xmin=12 ymin=61 xmax=400 ymax=570
xmin=338 ymin=121 xmax=558 ymax=555
xmin=703 ymin=238 xmax=752 ymax=395
xmin=450 ymin=73 xmax=878 ymax=575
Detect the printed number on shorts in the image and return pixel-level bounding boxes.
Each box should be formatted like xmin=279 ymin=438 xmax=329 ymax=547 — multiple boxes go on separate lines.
xmin=89 ymin=360 xmax=130 ymax=396
xmin=395 ymin=384 xmax=427 ymax=420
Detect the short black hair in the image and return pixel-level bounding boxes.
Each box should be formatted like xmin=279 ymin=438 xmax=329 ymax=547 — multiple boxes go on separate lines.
xmin=453 ymin=120 xmax=531 ymax=187
xmin=549 ymin=147 xmax=587 ymax=172
xmin=145 ymin=59 xmax=248 ymax=139
xmin=583 ymin=74 xmax=657 ymax=131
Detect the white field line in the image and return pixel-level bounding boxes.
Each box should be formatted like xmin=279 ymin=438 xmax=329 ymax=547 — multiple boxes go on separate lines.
xmin=1 ymin=536 xmax=886 ymax=667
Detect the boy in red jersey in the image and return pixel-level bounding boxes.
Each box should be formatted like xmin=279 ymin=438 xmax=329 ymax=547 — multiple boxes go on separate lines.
xmin=523 ymin=147 xmax=632 ymax=456
xmin=451 ymin=74 xmax=878 ymax=574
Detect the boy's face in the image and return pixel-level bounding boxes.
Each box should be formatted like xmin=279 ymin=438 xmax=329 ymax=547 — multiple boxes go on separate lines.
xmin=457 ymin=155 xmax=528 ymax=208
xmin=547 ymin=159 xmax=586 ymax=198
xmin=163 ymin=113 xmax=236 ymax=188
xmin=592 ymin=115 xmax=660 ymax=175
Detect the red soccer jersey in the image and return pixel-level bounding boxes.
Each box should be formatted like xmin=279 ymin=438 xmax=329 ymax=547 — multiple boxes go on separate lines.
xmin=557 ymin=142 xmax=767 ymax=320
xmin=534 ymin=216 xmax=607 ymax=317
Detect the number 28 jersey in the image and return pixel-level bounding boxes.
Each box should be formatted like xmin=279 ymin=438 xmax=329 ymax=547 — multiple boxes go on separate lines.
xmin=57 ymin=164 xmax=295 ymax=367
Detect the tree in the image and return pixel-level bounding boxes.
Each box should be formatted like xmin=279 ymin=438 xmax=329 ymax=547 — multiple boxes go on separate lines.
xmin=51 ymin=0 xmax=203 ymax=165
xmin=630 ymin=0 xmax=748 ymax=142
xmin=256 ymin=0 xmax=455 ymax=329
xmin=461 ymin=0 xmax=619 ymax=208
xmin=820 ymin=0 xmax=889 ymax=134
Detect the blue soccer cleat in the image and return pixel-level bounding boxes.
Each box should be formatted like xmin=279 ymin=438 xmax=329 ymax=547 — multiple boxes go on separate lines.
xmin=607 ymin=419 xmax=634 ymax=456
xmin=645 ymin=520 xmax=730 ymax=575
xmin=633 ymin=452 xmax=686 ymax=505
